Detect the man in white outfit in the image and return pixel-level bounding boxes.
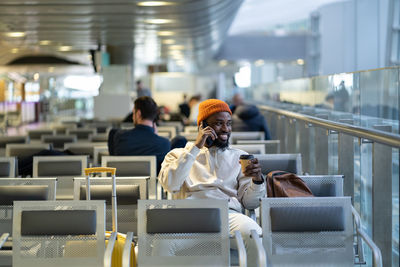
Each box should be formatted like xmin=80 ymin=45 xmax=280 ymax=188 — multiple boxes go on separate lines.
xmin=158 ymin=99 xmax=265 ymax=266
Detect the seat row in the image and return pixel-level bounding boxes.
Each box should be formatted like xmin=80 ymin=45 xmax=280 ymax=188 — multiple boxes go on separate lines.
xmin=1 ymin=194 xmax=382 ymax=267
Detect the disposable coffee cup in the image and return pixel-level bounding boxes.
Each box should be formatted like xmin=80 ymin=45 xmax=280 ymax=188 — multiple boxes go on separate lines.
xmin=239 ymin=154 xmax=254 ymax=172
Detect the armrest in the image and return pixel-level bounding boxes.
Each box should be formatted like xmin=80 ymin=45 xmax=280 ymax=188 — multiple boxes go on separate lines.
xmin=250 ymin=229 xmax=267 ymax=267
xmin=0 ymin=233 xmax=10 ymax=249
xmin=352 ymin=207 xmax=382 ymax=267
xmin=104 ymin=231 xmax=117 ymax=267
xmin=351 ymin=206 xmax=365 ymax=264
xmin=122 ymin=232 xmax=134 ymax=267
xmin=233 ymin=230 xmax=247 ymax=267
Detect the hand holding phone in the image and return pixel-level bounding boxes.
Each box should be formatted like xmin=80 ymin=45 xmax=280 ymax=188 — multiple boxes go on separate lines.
xmin=195 ymin=121 xmax=217 ymax=148
xmin=202 ymin=121 xmax=214 ymax=147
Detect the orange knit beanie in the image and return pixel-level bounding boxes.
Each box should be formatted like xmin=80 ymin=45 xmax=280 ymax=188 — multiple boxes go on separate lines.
xmin=197 ymin=99 xmax=232 ymax=126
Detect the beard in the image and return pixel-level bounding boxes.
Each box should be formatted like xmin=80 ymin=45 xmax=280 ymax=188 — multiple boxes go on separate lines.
xmin=212 ymin=135 xmax=230 ymax=150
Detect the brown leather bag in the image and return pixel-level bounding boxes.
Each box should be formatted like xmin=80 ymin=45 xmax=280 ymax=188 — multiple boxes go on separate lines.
xmin=266 ymin=171 xmax=314 ymax=197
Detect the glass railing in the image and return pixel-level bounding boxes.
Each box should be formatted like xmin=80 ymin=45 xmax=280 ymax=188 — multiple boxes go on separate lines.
xmin=240 ymin=66 xmax=399 ymax=267
xmin=242 ymin=67 xmax=399 ymax=135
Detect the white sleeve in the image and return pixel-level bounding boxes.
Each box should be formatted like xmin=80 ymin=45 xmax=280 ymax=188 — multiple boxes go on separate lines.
xmin=237 ymin=173 xmax=266 ymax=210
xmin=158 ymin=143 xmax=200 ymax=193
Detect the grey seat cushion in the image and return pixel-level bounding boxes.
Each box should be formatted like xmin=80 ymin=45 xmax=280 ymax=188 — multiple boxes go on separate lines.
xmin=147 ymin=208 xmax=221 ymax=233
xmin=80 ymin=184 xmax=140 ymax=205
xmin=0 ymin=162 xmax=10 ymax=177
xmin=107 ymin=162 xmax=150 ymax=177
xmin=270 ymin=206 xmax=344 ymax=232
xmin=38 ymin=161 xmax=83 ymax=176
xmin=21 ymin=210 xmax=97 ymax=235
xmin=0 ymin=185 xmax=49 ymax=205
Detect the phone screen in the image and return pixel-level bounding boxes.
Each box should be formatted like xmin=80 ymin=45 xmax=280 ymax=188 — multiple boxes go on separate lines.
xmin=202 ymin=121 xmax=214 ymax=146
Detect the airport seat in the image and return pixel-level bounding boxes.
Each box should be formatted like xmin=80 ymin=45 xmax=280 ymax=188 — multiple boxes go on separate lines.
xmin=158 ymin=121 xmax=183 ymax=133
xmin=41 ymin=134 xmax=77 ymax=150
xmin=0 ymin=178 xmax=57 ymax=237
xmin=158 ymin=126 xmax=177 ymax=138
xmin=64 ymin=142 xmax=107 ymax=160
xmin=32 ymin=156 xmax=87 ymax=200
xmin=89 ymin=133 xmax=109 ymax=142
xmin=66 ymin=128 xmax=97 ymax=141
xmin=93 ymin=146 xmax=109 ymax=166
xmin=51 ymin=124 xmax=77 ymax=135
xmin=157 ymin=131 xmax=171 ymax=139
xmin=254 ymin=153 xmax=302 ymax=175
xmin=0 ymin=157 xmax=17 ymax=177
xmin=0 ymin=136 xmax=27 ymax=156
xmin=102 ymin=156 xmax=158 ymax=199
xmin=27 ymin=129 xmax=55 ymax=142
xmin=230 ymin=144 xmax=266 ymax=154
xmin=73 ymin=176 xmax=149 ymax=233
xmin=11 ymin=200 xmax=116 ymax=267
xmin=230 ymin=131 xmax=265 ymax=144
xmin=299 ymin=175 xmax=344 ymax=197
xmin=236 ymin=140 xmax=281 ymax=154
xmin=137 ymin=199 xmax=246 ymax=267
xmin=183 ymin=125 xmax=198 ymax=133
xmin=255 ymin=197 xmax=382 ymax=267
xmin=5 ymin=144 xmax=51 ymax=158
xmin=0 ymin=178 xmax=57 ymax=266
xmin=180 ymin=132 xmax=197 ymax=141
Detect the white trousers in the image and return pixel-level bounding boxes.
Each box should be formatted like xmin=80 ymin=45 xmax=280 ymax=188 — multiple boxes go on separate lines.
xmin=151 ymin=211 xmax=262 ymax=267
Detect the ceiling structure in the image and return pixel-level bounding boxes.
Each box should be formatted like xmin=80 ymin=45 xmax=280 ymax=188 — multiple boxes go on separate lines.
xmin=0 ymin=0 xmax=243 ymax=68
xmin=229 ymin=0 xmax=346 ymax=35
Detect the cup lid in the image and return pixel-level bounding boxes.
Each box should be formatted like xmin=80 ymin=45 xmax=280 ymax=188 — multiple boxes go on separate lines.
xmin=240 ymin=154 xmax=254 ymax=159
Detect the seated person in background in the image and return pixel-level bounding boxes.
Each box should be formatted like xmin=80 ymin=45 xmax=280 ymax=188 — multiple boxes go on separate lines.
xmin=108 ymin=96 xmax=171 ymax=173
xmin=158 ymin=99 xmax=265 ymax=266
xmin=232 ymin=104 xmax=271 ymax=140
xmin=229 ymin=93 xmax=244 ymax=114
xmin=187 ymin=95 xmax=201 ymax=125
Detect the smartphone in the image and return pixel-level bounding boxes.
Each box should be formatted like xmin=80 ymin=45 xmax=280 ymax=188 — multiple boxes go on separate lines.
xmin=202 ymin=121 xmax=214 ymax=146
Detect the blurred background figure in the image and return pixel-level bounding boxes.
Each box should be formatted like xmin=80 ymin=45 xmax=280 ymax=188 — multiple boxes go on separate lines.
xmin=187 ymin=94 xmax=201 ymax=125
xmin=178 ymin=94 xmax=190 ymax=119
xmin=229 ymin=93 xmax=244 ymax=113
xmin=136 ymin=80 xmax=152 ymax=97
xmin=232 ymin=104 xmax=271 ymax=140
xmin=334 ymin=80 xmax=350 ymax=112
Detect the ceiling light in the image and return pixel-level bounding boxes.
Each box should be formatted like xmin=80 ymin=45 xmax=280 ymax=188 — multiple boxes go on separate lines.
xmin=39 ymin=40 xmax=51 ymax=45
xmin=254 ymin=59 xmax=265 ymax=66
xmin=11 ymin=48 xmax=19 ymax=54
xmin=48 ymin=67 xmax=55 ymax=73
xmin=137 ymin=1 xmax=175 ymax=7
xmin=58 ymin=46 xmax=72 ymax=51
xmin=169 ymin=45 xmax=184 ymax=50
xmin=169 ymin=50 xmax=182 ymax=56
xmin=157 ymin=31 xmax=174 ymax=36
xmin=297 ymin=59 xmax=305 ymax=65
xmin=219 ymin=60 xmax=228 ymax=67
xmin=162 ymin=39 xmax=175 ymax=45
xmin=171 ymin=54 xmax=184 ymax=59
xmin=5 ymin=32 xmax=26 ymax=38
xmin=144 ymin=19 xmax=173 ymax=24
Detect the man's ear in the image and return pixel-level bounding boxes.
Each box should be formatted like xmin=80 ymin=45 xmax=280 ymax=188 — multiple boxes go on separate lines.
xmin=136 ymin=109 xmax=142 ymax=120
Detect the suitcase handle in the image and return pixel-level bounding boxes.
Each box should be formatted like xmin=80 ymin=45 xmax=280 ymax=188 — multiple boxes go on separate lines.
xmin=85 ymin=167 xmax=116 ymax=176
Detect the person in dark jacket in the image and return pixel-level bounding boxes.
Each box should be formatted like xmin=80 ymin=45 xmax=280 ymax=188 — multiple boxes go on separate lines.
xmin=108 ymin=96 xmax=171 ymax=173
xmin=232 ymin=104 xmax=271 ymax=140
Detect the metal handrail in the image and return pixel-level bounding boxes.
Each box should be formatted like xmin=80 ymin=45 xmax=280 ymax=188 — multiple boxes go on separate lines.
xmin=259 ymin=105 xmax=400 ymax=148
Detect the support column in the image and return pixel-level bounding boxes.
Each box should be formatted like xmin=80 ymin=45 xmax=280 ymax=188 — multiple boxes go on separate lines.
xmin=338 ymin=119 xmax=355 ymax=200
xmin=372 ymin=125 xmax=393 ymax=267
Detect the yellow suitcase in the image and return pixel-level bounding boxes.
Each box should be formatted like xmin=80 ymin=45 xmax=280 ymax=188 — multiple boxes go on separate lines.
xmin=85 ymin=167 xmax=136 ymax=267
